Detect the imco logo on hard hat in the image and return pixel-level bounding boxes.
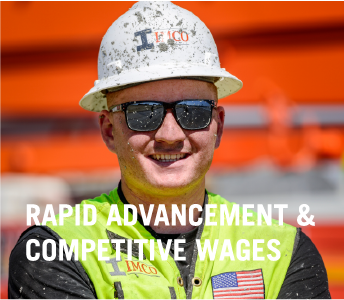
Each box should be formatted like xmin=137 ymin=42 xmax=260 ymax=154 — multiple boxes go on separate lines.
xmin=79 ymin=1 xmax=243 ymax=113
xmin=134 ymin=28 xmax=189 ymax=52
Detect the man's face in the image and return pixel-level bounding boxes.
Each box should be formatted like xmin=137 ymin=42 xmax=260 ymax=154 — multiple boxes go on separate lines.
xmin=100 ymin=79 xmax=224 ymax=198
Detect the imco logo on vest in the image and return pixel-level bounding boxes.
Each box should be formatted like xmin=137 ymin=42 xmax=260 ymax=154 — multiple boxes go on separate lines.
xmin=106 ymin=257 xmax=159 ymax=278
xmin=134 ymin=28 xmax=189 ymax=51
xmin=125 ymin=260 xmax=158 ymax=276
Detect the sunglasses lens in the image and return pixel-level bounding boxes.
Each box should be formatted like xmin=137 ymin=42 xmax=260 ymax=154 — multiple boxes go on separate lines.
xmin=126 ymin=102 xmax=164 ymax=131
xmin=175 ymin=100 xmax=213 ymax=130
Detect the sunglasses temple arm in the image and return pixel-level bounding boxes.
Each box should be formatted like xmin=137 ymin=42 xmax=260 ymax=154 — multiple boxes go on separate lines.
xmin=109 ymin=104 xmax=123 ymax=113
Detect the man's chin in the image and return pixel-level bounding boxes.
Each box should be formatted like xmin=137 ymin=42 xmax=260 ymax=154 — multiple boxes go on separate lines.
xmin=147 ymin=177 xmax=195 ymax=193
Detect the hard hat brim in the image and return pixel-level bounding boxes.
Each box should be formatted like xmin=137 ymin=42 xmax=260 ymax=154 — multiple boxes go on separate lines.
xmin=79 ymin=64 xmax=243 ymax=112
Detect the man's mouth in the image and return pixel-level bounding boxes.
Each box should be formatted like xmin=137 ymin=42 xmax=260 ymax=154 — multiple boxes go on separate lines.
xmin=151 ymin=153 xmax=187 ymax=162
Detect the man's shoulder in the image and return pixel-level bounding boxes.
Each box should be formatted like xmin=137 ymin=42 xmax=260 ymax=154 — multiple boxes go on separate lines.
xmin=9 ymin=226 xmax=97 ymax=299
xmin=278 ymin=229 xmax=331 ymax=298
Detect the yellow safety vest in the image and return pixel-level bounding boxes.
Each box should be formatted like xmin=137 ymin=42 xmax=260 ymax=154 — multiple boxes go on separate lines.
xmin=47 ymin=189 xmax=296 ymax=299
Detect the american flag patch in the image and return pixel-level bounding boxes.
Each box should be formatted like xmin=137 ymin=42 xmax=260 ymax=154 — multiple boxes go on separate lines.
xmin=211 ymin=269 xmax=265 ymax=299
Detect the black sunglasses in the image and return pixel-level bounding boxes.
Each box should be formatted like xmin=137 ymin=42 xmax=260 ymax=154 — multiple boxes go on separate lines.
xmin=109 ymin=100 xmax=217 ymax=132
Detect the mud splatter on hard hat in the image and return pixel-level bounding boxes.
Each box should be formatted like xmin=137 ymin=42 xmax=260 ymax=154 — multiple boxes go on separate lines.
xmin=79 ymin=1 xmax=243 ymax=112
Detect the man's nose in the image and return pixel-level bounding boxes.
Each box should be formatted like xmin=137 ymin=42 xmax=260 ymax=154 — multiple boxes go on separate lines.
xmin=154 ymin=109 xmax=186 ymax=144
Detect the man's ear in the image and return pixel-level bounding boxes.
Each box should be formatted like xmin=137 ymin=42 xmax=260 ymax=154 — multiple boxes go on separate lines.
xmin=99 ymin=110 xmax=116 ymax=153
xmin=215 ymin=106 xmax=225 ymax=149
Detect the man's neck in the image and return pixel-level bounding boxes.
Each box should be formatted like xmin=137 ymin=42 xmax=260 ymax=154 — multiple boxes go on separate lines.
xmin=120 ymin=179 xmax=205 ymax=234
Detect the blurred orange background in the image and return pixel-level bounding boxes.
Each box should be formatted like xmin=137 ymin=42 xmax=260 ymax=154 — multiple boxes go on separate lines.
xmin=1 ymin=1 xmax=344 ymax=298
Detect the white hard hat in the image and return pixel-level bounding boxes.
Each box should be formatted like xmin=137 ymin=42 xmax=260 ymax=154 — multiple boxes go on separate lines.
xmin=79 ymin=1 xmax=243 ymax=112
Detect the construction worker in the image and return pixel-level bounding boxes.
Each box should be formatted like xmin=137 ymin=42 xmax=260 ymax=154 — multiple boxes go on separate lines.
xmin=9 ymin=2 xmax=330 ymax=299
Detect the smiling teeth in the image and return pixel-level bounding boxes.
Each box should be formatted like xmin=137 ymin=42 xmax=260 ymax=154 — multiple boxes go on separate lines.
xmin=152 ymin=153 xmax=186 ymax=162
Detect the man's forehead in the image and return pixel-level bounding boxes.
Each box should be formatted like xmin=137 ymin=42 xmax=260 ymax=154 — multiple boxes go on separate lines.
xmin=106 ymin=79 xmax=218 ymax=107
